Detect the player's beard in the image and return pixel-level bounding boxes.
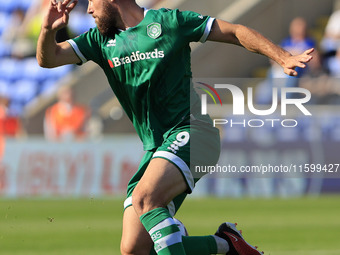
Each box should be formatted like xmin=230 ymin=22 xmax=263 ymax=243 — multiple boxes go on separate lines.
xmin=95 ymin=1 xmax=121 ymax=37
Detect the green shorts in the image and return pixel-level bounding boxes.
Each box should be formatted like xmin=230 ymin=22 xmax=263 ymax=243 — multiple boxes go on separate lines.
xmin=124 ymin=119 xmax=220 ymax=216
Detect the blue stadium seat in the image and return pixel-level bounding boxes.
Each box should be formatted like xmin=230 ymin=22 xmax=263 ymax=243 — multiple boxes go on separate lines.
xmin=9 ymin=79 xmax=39 ymax=105
xmin=0 ymin=79 xmax=10 ymax=97
xmin=40 ymin=79 xmax=60 ymax=96
xmin=0 ymin=40 xmax=12 ymax=58
xmin=68 ymin=11 xmax=96 ymax=35
xmin=330 ymin=116 xmax=340 ymax=141
xmin=0 ymin=58 xmax=24 ymax=82
xmin=8 ymin=101 xmax=25 ymax=116
xmin=276 ymin=126 xmax=300 ymax=142
xmin=222 ymin=115 xmax=247 ymax=142
xmin=0 ymin=0 xmax=19 ymax=13
xmin=296 ymin=116 xmax=318 ymax=142
xmin=45 ymin=64 xmax=73 ymax=80
xmin=5 ymin=78 xmax=38 ymax=116
xmin=22 ymin=57 xmax=50 ymax=83
xmin=0 ymin=12 xmax=10 ymax=36
xmin=22 ymin=58 xmax=73 ymax=83
xmin=319 ymin=114 xmax=336 ymax=140
xmin=18 ymin=0 xmax=33 ymax=11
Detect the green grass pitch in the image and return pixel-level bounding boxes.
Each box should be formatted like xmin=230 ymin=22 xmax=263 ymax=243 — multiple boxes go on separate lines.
xmin=1 ymin=196 xmax=339 ymax=255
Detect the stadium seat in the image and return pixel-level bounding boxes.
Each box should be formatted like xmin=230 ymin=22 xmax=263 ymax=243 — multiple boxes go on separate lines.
xmin=297 ymin=116 xmax=319 ymax=142
xmin=330 ymin=116 xmax=340 ymax=141
xmin=0 ymin=40 xmax=12 ymax=58
xmin=40 ymin=79 xmax=61 ymax=96
xmin=222 ymin=115 xmax=247 ymax=142
xmin=18 ymin=0 xmax=33 ymax=11
xmin=22 ymin=57 xmax=50 ymax=83
xmin=5 ymin=78 xmax=39 ymax=116
xmin=276 ymin=126 xmax=300 ymax=142
xmin=0 ymin=80 xmax=10 ymax=97
xmin=0 ymin=58 xmax=24 ymax=82
xmin=45 ymin=64 xmax=74 ymax=80
xmin=8 ymin=79 xmax=39 ymax=106
xmin=0 ymin=0 xmax=19 ymax=13
xmin=8 ymin=101 xmax=25 ymax=116
xmin=0 ymin=12 xmax=10 ymax=36
xmin=319 ymin=114 xmax=335 ymax=140
xmin=68 ymin=11 xmax=96 ymax=35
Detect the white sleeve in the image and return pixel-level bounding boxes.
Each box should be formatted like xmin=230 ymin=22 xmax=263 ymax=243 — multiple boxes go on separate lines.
xmin=67 ymin=39 xmax=88 ymax=64
xmin=199 ymin=17 xmax=215 ymax=43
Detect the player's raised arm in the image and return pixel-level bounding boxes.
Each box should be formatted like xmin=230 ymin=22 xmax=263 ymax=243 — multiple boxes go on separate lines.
xmin=207 ymin=19 xmax=314 ymax=76
xmin=37 ymin=0 xmax=81 ymax=68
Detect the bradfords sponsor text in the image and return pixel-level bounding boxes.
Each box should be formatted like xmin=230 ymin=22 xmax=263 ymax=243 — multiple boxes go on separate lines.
xmin=108 ymin=48 xmax=164 ymax=68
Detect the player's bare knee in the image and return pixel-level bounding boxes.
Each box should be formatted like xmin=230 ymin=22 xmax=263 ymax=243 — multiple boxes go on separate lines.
xmin=120 ymin=242 xmax=131 ymax=255
xmin=131 ymin=189 xmax=152 ymax=215
xmin=120 ymin=238 xmax=150 ymax=255
xmin=120 ymin=245 xmax=145 ymax=255
xmin=132 ymin=188 xmax=163 ymax=216
xmin=120 ymin=241 xmax=135 ymax=255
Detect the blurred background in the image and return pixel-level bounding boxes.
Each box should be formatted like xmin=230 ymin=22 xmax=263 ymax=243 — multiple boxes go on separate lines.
xmin=0 ymin=0 xmax=340 ymax=254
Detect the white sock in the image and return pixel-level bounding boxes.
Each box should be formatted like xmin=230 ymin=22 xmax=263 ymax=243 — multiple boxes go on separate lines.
xmin=213 ymin=235 xmax=230 ymax=254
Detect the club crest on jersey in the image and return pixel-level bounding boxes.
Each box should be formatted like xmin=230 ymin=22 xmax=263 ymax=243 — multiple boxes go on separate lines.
xmin=147 ymin=23 xmax=162 ymax=39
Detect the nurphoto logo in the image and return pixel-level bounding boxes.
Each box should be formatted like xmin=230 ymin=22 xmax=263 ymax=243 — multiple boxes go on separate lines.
xmin=197 ymin=82 xmax=312 ymax=128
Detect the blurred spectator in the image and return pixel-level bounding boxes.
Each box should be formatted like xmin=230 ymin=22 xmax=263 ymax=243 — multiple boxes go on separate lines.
xmin=137 ymin=0 xmax=162 ymax=8
xmin=321 ymin=2 xmax=340 ymax=56
xmin=255 ymin=17 xmax=316 ymax=104
xmin=320 ymin=2 xmax=340 ymax=79
xmin=281 ymin=17 xmax=316 ymax=60
xmin=327 ymin=48 xmax=340 ymax=77
xmin=276 ymin=17 xmax=316 ymax=80
xmin=0 ymin=7 xmax=36 ymax=58
xmin=1 ymin=8 xmax=26 ymax=44
xmin=0 ymin=95 xmax=25 ymax=160
xmin=298 ymin=50 xmax=335 ymax=104
xmin=3 ymin=0 xmax=70 ymax=58
xmin=44 ymin=86 xmax=90 ymax=142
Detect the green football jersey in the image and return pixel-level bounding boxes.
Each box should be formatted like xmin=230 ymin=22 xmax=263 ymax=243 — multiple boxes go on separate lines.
xmin=68 ymin=8 xmax=215 ymax=150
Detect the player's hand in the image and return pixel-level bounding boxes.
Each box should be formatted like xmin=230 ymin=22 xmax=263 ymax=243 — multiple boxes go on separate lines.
xmin=42 ymin=0 xmax=78 ymax=31
xmin=282 ymin=48 xmax=314 ymax=76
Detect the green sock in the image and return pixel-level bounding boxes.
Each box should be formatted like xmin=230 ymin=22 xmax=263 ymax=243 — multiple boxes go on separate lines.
xmin=141 ymin=207 xmax=186 ymax=255
xmin=141 ymin=208 xmax=218 ymax=255
xmin=182 ymin=236 xmax=218 ymax=254
xmin=148 ymin=236 xmax=218 ymax=255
